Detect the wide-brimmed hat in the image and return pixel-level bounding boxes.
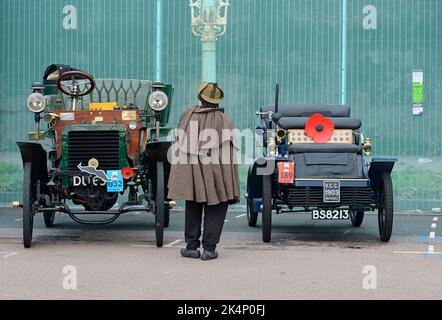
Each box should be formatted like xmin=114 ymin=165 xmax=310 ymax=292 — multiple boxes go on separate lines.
xmin=197 ymin=82 xmax=224 ymax=104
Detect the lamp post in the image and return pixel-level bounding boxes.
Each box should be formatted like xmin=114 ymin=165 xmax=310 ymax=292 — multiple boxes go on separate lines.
xmin=155 ymin=0 xmax=163 ymax=82
xmin=189 ymin=0 xmax=230 ymax=82
xmin=341 ymin=0 xmax=348 ymax=105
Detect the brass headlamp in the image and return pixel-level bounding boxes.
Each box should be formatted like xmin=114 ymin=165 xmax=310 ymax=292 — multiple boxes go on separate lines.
xmin=357 ymin=132 xmax=372 ymax=156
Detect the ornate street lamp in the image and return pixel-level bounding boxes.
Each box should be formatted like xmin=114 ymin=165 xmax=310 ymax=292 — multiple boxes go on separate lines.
xmin=189 ymin=0 xmax=230 ymax=82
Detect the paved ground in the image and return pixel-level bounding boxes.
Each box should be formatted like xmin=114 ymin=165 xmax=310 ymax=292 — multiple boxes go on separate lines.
xmin=0 ymin=207 xmax=441 ymax=300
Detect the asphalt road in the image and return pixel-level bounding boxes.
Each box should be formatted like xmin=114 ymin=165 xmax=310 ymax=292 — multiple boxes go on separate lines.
xmin=0 ymin=207 xmax=441 ymax=300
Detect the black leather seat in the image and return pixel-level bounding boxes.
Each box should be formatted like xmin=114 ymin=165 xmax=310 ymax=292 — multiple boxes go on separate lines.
xmin=261 ymin=104 xmax=364 ymax=178
xmin=277 ymin=117 xmax=361 ymax=130
xmin=288 ymin=144 xmax=361 ymax=154
xmin=259 ymin=103 xmax=363 ymax=155
xmin=261 ymin=104 xmax=350 ymax=117
xmin=260 ymin=104 xmax=351 ymax=129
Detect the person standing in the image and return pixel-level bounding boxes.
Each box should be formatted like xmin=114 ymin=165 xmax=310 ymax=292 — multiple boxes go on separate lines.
xmin=167 ymin=82 xmax=240 ymax=261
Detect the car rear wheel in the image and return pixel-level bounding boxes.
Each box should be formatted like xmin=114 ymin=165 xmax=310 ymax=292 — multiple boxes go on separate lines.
xmin=247 ymin=198 xmax=258 ymax=227
xmin=154 ymin=161 xmax=165 ymax=247
xmin=378 ymin=173 xmax=394 ymax=242
xmin=350 ymin=210 xmax=364 ymax=227
xmin=164 ymin=207 xmax=170 ymax=228
xmin=262 ymin=174 xmax=272 ymax=243
xmin=22 ymin=162 xmax=35 ymax=248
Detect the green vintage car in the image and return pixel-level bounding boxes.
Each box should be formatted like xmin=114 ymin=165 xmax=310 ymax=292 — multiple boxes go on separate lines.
xmin=17 ymin=65 xmax=175 ymax=248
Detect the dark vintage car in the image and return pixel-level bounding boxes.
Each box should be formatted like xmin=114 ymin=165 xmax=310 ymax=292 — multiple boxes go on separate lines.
xmin=17 ymin=65 xmax=175 ymax=248
xmin=246 ymin=86 xmax=396 ymax=242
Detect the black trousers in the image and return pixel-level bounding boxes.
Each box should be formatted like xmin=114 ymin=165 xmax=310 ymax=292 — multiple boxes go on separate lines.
xmin=185 ymin=201 xmax=228 ymax=251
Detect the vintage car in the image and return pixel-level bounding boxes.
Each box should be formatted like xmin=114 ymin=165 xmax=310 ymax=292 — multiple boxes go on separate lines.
xmin=17 ymin=65 xmax=174 ymax=248
xmin=246 ymin=86 xmax=396 ymax=242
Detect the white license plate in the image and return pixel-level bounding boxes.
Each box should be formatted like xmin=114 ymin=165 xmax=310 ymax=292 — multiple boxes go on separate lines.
xmin=312 ymin=209 xmax=349 ymax=220
xmin=323 ymin=181 xmax=340 ymax=203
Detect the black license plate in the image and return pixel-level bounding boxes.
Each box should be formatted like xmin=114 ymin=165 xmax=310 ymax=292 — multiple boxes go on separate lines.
xmin=323 ymin=181 xmax=340 ymax=203
xmin=312 ymin=209 xmax=350 ymax=220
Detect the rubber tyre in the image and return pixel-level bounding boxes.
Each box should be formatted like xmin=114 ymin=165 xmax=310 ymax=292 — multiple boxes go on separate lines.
xmin=262 ymin=174 xmax=272 ymax=243
xmin=23 ymin=162 xmax=34 ymax=248
xmin=378 ymin=173 xmax=394 ymax=242
xmin=43 ymin=212 xmax=55 ymax=227
xmin=155 ymin=161 xmax=165 ymax=247
xmin=164 ymin=207 xmax=170 ymax=228
xmin=247 ymin=198 xmax=258 ymax=227
xmin=350 ymin=210 xmax=364 ymax=227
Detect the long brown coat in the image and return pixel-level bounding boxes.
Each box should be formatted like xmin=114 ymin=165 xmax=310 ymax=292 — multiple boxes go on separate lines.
xmin=167 ymin=107 xmax=240 ymax=206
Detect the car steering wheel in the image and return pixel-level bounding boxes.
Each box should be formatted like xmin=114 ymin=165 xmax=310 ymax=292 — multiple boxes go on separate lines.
xmin=56 ymin=70 xmax=95 ymax=97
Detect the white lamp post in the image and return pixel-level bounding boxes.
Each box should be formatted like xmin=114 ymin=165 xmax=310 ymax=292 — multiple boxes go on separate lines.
xmin=189 ymin=0 xmax=230 ymax=82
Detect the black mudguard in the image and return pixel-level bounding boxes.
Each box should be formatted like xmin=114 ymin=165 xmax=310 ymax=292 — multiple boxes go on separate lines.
xmin=143 ymin=141 xmax=172 ymax=185
xmin=16 ymin=142 xmax=49 ymax=183
xmin=247 ymin=157 xmax=277 ymax=200
xmin=247 ymin=164 xmax=263 ymax=200
xmin=368 ymin=157 xmax=397 ymax=196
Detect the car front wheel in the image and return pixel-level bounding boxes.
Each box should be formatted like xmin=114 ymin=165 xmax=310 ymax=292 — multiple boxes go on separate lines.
xmin=261 ymin=175 xmax=272 ymax=243
xmin=22 ymin=162 xmax=35 ymax=248
xmin=378 ymin=173 xmax=394 ymax=242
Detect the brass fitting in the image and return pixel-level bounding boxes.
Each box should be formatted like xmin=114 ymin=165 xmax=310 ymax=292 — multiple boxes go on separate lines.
xmin=267 ymin=136 xmax=277 ymax=157
xmin=168 ymin=201 xmax=176 ymax=209
xmin=362 ymin=138 xmax=372 ymax=156
xmin=276 ymin=128 xmax=286 ymax=144
xmin=43 ymin=113 xmax=60 ymax=123
xmin=11 ymin=201 xmax=21 ymax=208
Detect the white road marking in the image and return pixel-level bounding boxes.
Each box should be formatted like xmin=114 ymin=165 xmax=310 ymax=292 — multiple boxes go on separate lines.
xmin=433 ymin=217 xmax=438 ymax=222
xmin=431 ymin=223 xmax=437 ymax=228
xmin=428 ymin=245 xmax=435 ymax=253
xmin=165 ymin=239 xmax=182 ymax=247
xmin=224 ymin=220 xmax=229 ymax=223
xmin=0 ymin=252 xmax=18 ymax=258
xmin=15 ymin=218 xmax=22 ymax=222
xmin=394 ymin=251 xmax=442 ymax=255
xmin=430 ymin=232 xmax=436 ymax=239
xmin=133 ymin=212 xmax=141 ymax=215
xmin=235 ymin=214 xmax=246 ymax=218
xmin=130 ymin=244 xmax=156 ymax=248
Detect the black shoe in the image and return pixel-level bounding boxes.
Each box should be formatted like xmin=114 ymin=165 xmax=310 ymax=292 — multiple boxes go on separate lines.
xmin=201 ymin=250 xmax=218 ymax=261
xmin=180 ymin=248 xmax=201 ymax=259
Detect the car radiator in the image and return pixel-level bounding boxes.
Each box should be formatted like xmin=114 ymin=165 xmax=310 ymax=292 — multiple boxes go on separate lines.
xmin=286 ymin=187 xmax=373 ymax=207
xmin=67 ymin=130 xmax=120 ymax=171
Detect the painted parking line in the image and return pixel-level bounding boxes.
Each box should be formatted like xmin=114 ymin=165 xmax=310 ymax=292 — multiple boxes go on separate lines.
xmin=130 ymin=244 xmax=156 ymax=248
xmin=130 ymin=241 xmax=185 ymax=248
xmin=428 ymin=218 xmax=437 ymax=255
xmin=394 ymin=251 xmax=442 ymax=255
xmin=15 ymin=218 xmax=22 ymax=222
xmin=165 ymin=239 xmax=182 ymax=248
xmin=224 ymin=220 xmax=229 ymax=223
xmin=133 ymin=212 xmax=141 ymax=215
xmin=0 ymin=252 xmax=18 ymax=258
xmin=235 ymin=214 xmax=246 ymax=218
xmin=433 ymin=217 xmax=439 ymax=222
